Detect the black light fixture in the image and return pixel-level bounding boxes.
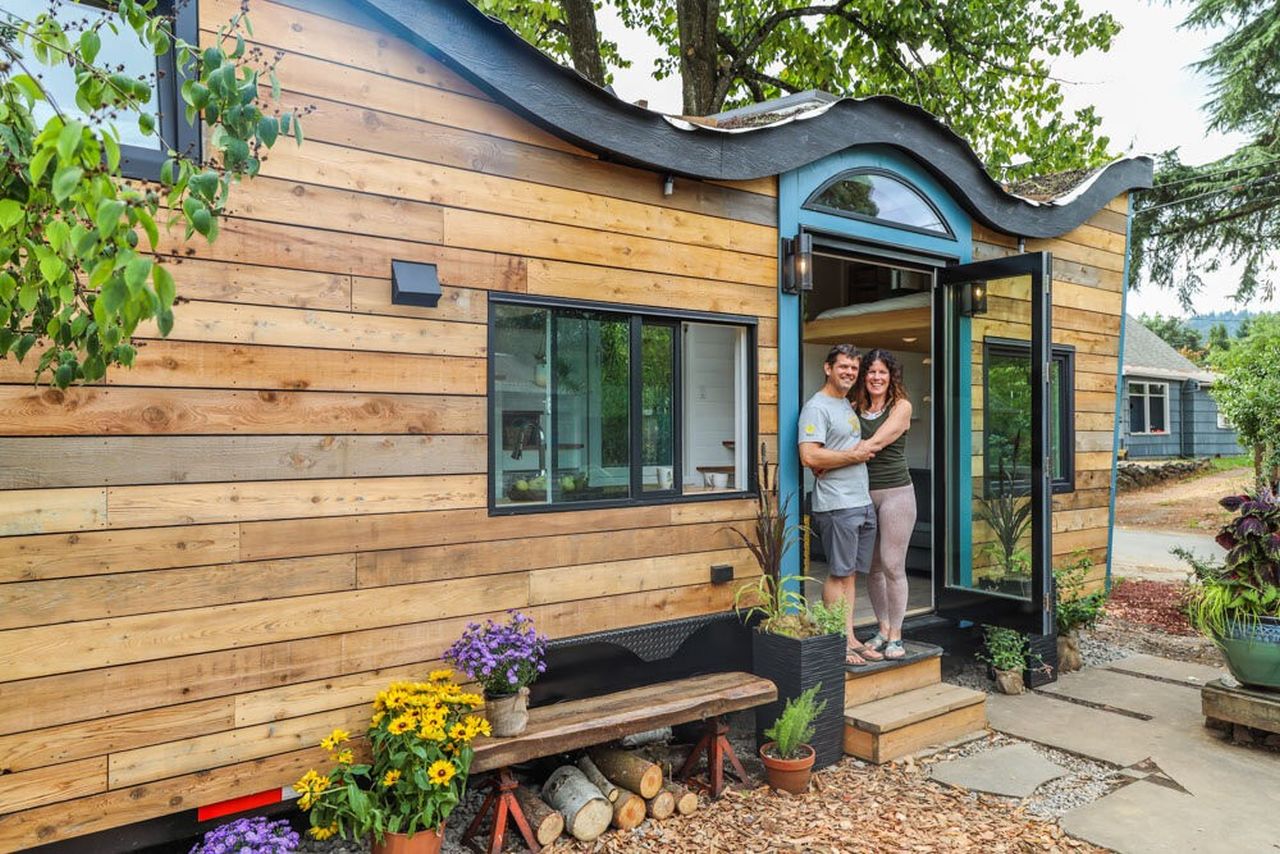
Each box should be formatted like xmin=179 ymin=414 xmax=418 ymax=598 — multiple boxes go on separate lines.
xmin=391 ymin=259 xmax=441 ymax=308
xmin=958 ymin=280 xmax=988 ymax=316
xmin=781 ymin=233 xmax=813 ymax=294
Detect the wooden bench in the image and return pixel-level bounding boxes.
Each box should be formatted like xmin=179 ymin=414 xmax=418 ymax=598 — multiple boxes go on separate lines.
xmin=463 ymin=671 xmax=775 ymax=853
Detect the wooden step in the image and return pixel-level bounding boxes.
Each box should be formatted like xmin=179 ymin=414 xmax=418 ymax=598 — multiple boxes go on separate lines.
xmin=843 ymin=683 xmax=987 ymax=764
xmin=845 ymin=655 xmax=941 ymax=708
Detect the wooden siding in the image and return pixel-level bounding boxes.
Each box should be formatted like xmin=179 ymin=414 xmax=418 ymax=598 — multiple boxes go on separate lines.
xmin=0 ymin=0 xmax=778 ymax=847
xmin=971 ymin=200 xmax=1129 ymax=589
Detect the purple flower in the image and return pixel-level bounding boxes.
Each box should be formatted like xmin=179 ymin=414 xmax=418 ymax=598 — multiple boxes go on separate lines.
xmin=444 ymin=610 xmax=548 ymax=696
xmin=190 ymin=817 xmax=299 ymax=854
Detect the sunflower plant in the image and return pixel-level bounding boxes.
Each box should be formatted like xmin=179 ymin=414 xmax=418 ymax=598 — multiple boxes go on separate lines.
xmin=295 ymin=671 xmax=489 ymax=843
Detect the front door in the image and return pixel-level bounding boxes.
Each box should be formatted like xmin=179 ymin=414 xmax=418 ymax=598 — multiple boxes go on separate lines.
xmin=933 ymin=252 xmax=1054 ymax=634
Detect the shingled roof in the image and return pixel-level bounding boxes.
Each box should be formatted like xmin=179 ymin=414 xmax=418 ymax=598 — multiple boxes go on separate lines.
xmin=1123 ymin=316 xmax=1216 ymax=383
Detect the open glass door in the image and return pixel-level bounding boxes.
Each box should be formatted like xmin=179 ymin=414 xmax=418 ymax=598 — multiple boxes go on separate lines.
xmin=933 ymin=252 xmax=1053 ymax=634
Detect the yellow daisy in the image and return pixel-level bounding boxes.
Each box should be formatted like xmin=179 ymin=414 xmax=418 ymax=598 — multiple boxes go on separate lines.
xmin=429 ymin=668 xmax=453 ymax=682
xmin=382 ymin=769 xmax=402 ymax=787
xmin=334 ymin=749 xmax=355 ymax=765
xmin=427 ymin=759 xmax=456 ymax=786
xmin=387 ymin=714 xmax=416 ymax=735
xmin=309 ymin=823 xmax=338 ymax=840
xmin=319 ymin=728 xmax=351 ymax=751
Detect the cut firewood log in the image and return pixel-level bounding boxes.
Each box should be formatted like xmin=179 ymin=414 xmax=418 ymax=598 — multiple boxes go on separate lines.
xmin=541 ymin=765 xmax=613 ymax=842
xmin=610 ymin=786 xmax=646 ymax=830
xmin=589 ymin=747 xmax=663 ymax=799
xmin=663 ymin=781 xmax=698 ymax=815
xmin=513 ymin=786 xmax=564 ymax=847
xmin=645 ymin=787 xmax=676 ymax=820
xmin=576 ymin=756 xmax=620 ymax=802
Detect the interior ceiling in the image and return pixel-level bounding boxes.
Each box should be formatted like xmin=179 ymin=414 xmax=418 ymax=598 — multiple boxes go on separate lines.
xmin=802 ymin=253 xmax=932 ymax=354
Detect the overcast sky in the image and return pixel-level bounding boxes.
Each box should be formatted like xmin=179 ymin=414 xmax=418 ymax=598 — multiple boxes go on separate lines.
xmin=596 ymin=0 xmax=1269 ymax=319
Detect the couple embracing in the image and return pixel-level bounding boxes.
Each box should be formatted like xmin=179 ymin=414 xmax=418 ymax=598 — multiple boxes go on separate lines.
xmin=799 ymin=343 xmax=917 ymax=666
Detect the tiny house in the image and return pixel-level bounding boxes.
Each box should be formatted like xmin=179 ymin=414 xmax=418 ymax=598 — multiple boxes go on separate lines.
xmin=0 ymin=0 xmax=1150 ymax=848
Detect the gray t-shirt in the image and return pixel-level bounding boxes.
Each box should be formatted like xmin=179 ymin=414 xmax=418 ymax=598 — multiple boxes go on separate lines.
xmin=798 ymin=391 xmax=871 ymax=512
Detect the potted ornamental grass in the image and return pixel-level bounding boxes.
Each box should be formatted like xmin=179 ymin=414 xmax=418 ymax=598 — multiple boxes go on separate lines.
xmin=732 ymin=446 xmax=846 ymax=770
xmin=445 ymin=610 xmax=548 ymax=736
xmin=759 ymin=683 xmax=827 ymax=794
xmin=1054 ymin=552 xmax=1106 ymax=673
xmin=1181 ymin=488 xmax=1280 ymax=690
xmin=296 ymin=672 xmax=489 ymax=853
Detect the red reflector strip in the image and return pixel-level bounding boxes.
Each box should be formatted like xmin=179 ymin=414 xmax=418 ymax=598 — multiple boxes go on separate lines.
xmin=197 ymin=788 xmax=283 ymax=822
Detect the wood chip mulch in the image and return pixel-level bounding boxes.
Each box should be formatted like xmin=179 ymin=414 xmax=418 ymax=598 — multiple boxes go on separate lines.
xmin=544 ymin=760 xmax=1105 ymax=854
xmin=1105 ymin=579 xmax=1197 ymax=636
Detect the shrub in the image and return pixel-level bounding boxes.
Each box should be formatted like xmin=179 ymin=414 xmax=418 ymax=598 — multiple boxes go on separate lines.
xmin=764 ymin=683 xmax=827 ymax=759
xmin=1055 ymin=551 xmax=1106 ymax=634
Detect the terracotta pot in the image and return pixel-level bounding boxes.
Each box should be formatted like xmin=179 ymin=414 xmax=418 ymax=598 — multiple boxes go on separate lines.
xmin=994 ymin=668 xmax=1026 ymax=695
xmin=1057 ymin=631 xmax=1083 ymax=673
xmin=485 ymin=686 xmax=530 ymax=736
xmin=759 ymin=742 xmax=815 ymax=794
xmin=372 ymin=826 xmax=444 ymax=854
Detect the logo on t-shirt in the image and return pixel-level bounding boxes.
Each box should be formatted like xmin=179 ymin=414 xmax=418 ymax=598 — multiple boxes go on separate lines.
xmin=804 ymin=424 xmax=816 ymax=435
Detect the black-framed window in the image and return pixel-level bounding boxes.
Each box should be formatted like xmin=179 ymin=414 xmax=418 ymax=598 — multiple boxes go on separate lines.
xmin=7 ymin=0 xmax=200 ymax=180
xmin=803 ymin=168 xmax=955 ymax=239
xmin=982 ymin=339 xmax=1075 ymax=495
xmin=490 ymin=296 xmax=755 ymax=513
xmin=1128 ymin=381 xmax=1169 ymax=435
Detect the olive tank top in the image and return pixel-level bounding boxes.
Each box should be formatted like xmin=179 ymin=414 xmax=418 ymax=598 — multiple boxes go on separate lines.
xmin=859 ymin=408 xmax=912 ymax=490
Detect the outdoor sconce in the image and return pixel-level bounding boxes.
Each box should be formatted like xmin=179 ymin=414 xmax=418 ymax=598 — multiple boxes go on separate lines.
xmin=390 ymin=259 xmax=441 ymax=308
xmin=781 ymin=233 xmax=813 ymax=294
xmin=958 ymin=280 xmax=988 ymax=316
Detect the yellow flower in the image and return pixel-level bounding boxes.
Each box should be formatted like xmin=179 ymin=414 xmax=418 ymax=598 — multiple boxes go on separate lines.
xmin=458 ymin=692 xmax=484 ymax=707
xmin=429 ymin=668 xmax=453 ymax=682
xmin=464 ymin=715 xmax=492 ymax=739
xmin=382 ymin=769 xmax=402 ymax=788
xmin=449 ymin=722 xmax=468 ymax=741
xmin=427 ymin=759 xmax=456 ymax=786
xmin=319 ymin=728 xmax=351 ymax=751
xmin=371 ymin=711 xmax=386 ymax=727
xmin=334 ymin=749 xmax=355 ymax=765
xmin=310 ymin=823 xmax=339 ymax=841
xmin=420 ymin=724 xmax=447 ymax=742
xmin=387 ymin=714 xmax=416 ymax=735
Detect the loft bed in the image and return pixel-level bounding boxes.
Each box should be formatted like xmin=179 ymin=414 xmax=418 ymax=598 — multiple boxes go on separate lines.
xmin=803 ymin=292 xmax=931 ymax=354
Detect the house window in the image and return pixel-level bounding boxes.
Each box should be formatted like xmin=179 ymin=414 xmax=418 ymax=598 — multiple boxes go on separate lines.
xmin=804 ymin=169 xmax=954 ymax=238
xmin=982 ymin=340 xmax=1075 ymax=494
xmin=490 ymin=298 xmax=754 ymax=512
xmin=7 ymin=0 xmax=200 ymax=180
xmin=1216 ymin=408 xmax=1231 ymax=430
xmin=1129 ymin=381 xmax=1169 ymax=435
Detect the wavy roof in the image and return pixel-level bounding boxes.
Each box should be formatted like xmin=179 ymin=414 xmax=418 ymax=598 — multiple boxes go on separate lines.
xmin=356 ymin=0 xmax=1152 ymax=239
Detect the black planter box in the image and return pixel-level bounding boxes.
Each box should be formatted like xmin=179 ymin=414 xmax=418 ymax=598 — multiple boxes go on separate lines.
xmin=751 ymin=630 xmax=845 ymax=770
xmin=1024 ymin=631 xmax=1059 ymax=689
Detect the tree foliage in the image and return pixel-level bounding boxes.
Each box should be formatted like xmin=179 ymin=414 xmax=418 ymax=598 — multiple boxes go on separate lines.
xmin=0 ymin=0 xmax=299 ymax=387
xmin=1209 ymin=314 xmax=1280 ymax=485
xmin=1138 ymin=312 xmax=1205 ymax=361
xmin=1130 ymin=0 xmax=1280 ymax=306
xmin=475 ymin=0 xmax=1120 ymax=178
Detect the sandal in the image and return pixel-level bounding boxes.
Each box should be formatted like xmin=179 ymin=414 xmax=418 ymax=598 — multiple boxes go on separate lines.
xmin=883 ymin=640 xmax=906 ymax=660
xmin=864 ymin=631 xmax=888 ymax=652
xmin=845 ymin=649 xmax=870 ymax=667
xmin=847 ymin=642 xmax=883 ymax=663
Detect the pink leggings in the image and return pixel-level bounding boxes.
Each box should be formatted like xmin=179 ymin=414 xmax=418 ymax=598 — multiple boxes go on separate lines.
xmin=868 ymin=484 xmax=917 ymax=634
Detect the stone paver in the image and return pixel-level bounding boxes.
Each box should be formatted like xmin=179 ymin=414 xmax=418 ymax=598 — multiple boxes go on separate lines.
xmin=1038 ymin=667 xmax=1205 ymax=724
xmin=984 ymin=691 xmax=1155 ymax=767
xmin=1107 ymin=653 xmax=1226 ymax=686
xmin=929 ymin=742 xmax=1066 ymax=798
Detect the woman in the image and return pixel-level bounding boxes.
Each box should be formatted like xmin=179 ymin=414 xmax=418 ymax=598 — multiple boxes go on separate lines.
xmin=851 ymin=348 xmax=916 ymax=660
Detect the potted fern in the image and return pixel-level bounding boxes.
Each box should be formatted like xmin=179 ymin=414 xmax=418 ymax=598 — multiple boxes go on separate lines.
xmin=732 ymin=446 xmax=846 ymax=771
xmin=760 ymin=683 xmax=827 ymax=794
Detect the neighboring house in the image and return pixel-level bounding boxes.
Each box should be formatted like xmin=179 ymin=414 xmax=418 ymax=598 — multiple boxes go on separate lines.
xmin=1120 ymin=316 xmax=1242 ymax=459
xmin=0 ymin=0 xmax=1152 ymax=849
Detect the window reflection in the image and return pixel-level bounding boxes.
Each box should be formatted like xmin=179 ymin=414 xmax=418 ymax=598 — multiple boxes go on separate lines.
xmin=807 ymin=171 xmax=950 ymax=234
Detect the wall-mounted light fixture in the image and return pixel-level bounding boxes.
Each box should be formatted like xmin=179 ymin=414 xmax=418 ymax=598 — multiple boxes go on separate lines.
xmin=958 ymin=280 xmax=988 ymax=316
xmin=781 ymin=233 xmax=813 ymax=294
xmin=391 ymin=259 xmax=441 ymax=308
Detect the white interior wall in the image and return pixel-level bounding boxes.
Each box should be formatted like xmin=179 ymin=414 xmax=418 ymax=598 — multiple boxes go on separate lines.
xmin=683 ymin=324 xmax=738 ymax=485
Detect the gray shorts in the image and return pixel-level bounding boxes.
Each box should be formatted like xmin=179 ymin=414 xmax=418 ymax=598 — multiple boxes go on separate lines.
xmin=813 ymin=505 xmax=877 ymax=577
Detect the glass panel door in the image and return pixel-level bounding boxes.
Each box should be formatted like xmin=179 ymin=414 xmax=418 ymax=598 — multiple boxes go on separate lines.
xmin=934 ymin=253 xmax=1053 ymax=634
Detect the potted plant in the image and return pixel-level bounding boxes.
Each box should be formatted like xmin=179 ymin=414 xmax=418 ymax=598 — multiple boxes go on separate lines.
xmin=977 ymin=625 xmax=1040 ymax=694
xmin=445 ymin=610 xmax=548 ymax=736
xmin=760 ymin=683 xmax=827 ymax=794
xmin=189 ymin=816 xmax=299 ymax=854
xmin=1182 ymin=488 xmax=1280 ymax=689
xmin=732 ymin=446 xmax=845 ymax=770
xmin=1054 ymin=551 xmax=1106 ymax=672
xmin=296 ymin=672 xmax=489 ymax=853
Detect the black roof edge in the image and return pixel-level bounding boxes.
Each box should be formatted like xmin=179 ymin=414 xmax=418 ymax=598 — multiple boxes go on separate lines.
xmin=353 ymin=0 xmax=1152 ymax=239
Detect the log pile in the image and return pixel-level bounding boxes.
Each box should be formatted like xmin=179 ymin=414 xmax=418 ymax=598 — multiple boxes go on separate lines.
xmin=508 ymin=747 xmax=699 ymax=845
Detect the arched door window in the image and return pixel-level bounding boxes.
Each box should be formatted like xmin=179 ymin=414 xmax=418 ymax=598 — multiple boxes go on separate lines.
xmin=804 ymin=168 xmax=954 ymax=238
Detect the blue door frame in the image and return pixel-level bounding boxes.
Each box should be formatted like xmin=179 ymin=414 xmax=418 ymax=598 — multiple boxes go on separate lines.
xmin=776 ymin=145 xmax=972 ymax=587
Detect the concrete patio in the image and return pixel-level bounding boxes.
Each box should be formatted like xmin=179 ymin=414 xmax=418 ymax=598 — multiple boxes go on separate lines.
xmin=931 ymin=654 xmax=1280 ymax=853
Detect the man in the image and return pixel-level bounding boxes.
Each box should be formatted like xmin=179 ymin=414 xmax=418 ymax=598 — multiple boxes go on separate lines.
xmin=798 ymin=343 xmax=880 ymax=665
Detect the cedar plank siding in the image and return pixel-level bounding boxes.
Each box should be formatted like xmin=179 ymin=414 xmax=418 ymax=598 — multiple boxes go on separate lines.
xmin=970 ymin=195 xmax=1129 ymax=590
xmin=0 ymin=0 xmax=778 ymax=846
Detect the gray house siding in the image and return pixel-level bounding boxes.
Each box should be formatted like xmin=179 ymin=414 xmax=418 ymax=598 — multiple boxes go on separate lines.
xmin=1122 ymin=375 xmax=1182 ymax=458
xmin=1187 ymin=384 xmax=1244 ymax=457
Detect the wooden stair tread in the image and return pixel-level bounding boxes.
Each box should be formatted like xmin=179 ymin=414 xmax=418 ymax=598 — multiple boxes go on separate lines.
xmin=845 ymin=683 xmax=986 ymax=735
xmin=844 ymin=640 xmax=943 ymax=677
